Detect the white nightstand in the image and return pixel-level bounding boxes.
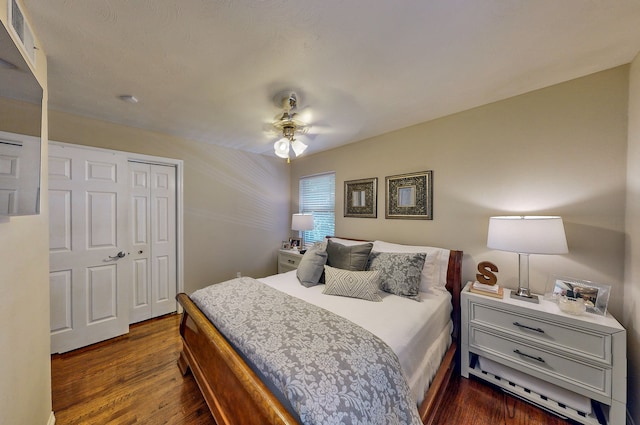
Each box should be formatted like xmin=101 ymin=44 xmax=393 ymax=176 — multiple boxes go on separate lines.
xmin=461 ymin=282 xmax=626 ymax=425
xmin=277 ymin=249 xmax=304 ymax=273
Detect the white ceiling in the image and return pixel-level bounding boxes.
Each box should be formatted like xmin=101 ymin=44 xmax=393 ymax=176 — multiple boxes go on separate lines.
xmin=21 ymin=0 xmax=640 ymax=157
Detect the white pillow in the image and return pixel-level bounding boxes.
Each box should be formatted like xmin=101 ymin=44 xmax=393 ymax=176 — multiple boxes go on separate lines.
xmin=328 ymin=237 xmax=371 ymax=246
xmin=372 ymin=240 xmax=450 ymax=293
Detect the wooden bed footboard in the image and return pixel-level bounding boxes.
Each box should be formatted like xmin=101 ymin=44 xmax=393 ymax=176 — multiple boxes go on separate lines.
xmin=177 ymin=292 xmax=297 ymax=424
xmin=177 ymin=249 xmax=463 ymax=425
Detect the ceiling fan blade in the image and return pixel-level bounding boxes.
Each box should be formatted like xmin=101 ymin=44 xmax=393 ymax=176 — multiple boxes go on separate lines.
xmin=304 ymin=121 xmax=332 ymax=135
xmin=293 ymin=106 xmax=313 ymax=124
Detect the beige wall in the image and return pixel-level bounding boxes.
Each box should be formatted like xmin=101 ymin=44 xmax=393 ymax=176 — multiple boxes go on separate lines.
xmin=48 ymin=110 xmax=291 ymax=293
xmin=625 ymin=53 xmax=640 ymax=423
xmin=0 ymin=96 xmax=42 ymax=138
xmin=293 ymin=66 xmax=628 ymax=317
xmin=0 ymin=1 xmax=52 ymax=424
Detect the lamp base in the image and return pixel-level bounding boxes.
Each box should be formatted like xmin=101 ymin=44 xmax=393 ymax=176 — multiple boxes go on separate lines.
xmin=510 ymin=288 xmax=539 ymax=304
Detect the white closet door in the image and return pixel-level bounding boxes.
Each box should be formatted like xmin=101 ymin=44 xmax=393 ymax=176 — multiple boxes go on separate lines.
xmin=149 ymin=164 xmax=177 ymax=316
xmin=129 ymin=162 xmax=152 ymax=323
xmin=129 ymin=162 xmax=177 ymax=323
xmin=49 ymin=143 xmax=130 ymax=353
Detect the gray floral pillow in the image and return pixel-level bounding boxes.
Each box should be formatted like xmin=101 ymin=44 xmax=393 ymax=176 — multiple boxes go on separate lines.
xmin=366 ymin=251 xmax=427 ymax=301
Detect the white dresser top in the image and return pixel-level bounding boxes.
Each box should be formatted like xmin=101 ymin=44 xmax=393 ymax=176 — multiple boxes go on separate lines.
xmin=463 ymin=282 xmax=624 ymax=333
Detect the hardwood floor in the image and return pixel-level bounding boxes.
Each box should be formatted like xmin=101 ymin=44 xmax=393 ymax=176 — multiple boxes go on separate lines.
xmin=52 ymin=313 xmax=574 ymax=425
xmin=51 ymin=314 xmax=214 ymax=425
xmin=432 ymin=373 xmax=575 ymax=425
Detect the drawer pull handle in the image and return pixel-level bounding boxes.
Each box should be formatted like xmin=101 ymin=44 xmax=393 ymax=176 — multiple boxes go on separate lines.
xmin=287 ymin=259 xmax=295 ymax=264
xmin=513 ymin=349 xmax=546 ymax=363
xmin=513 ymin=322 xmax=545 ymax=333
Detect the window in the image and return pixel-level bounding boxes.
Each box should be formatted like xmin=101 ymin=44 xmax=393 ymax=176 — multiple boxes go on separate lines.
xmin=299 ymin=172 xmax=335 ymax=247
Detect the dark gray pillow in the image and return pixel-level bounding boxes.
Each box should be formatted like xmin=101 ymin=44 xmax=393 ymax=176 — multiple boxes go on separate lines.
xmin=366 ymin=251 xmax=427 ymax=301
xmin=326 ymin=240 xmax=373 ymax=271
xmin=296 ymin=244 xmax=328 ymax=287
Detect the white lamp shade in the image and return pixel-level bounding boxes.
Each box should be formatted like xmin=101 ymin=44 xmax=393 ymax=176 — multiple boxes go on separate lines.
xmin=274 ymin=139 xmax=289 ymax=158
xmin=291 ymin=139 xmax=308 ymax=156
xmin=487 ymin=216 xmax=568 ymax=254
xmin=291 ymin=213 xmax=314 ymax=231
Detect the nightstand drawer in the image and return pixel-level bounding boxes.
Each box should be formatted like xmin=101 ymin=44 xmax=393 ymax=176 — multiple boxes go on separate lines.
xmin=470 ymin=302 xmax=611 ymax=364
xmin=278 ymin=250 xmax=303 ymax=273
xmin=470 ymin=327 xmax=611 ymax=397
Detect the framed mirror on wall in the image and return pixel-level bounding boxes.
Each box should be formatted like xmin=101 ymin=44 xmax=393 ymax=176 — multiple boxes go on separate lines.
xmin=385 ymin=171 xmax=433 ymax=220
xmin=344 ymin=177 xmax=377 ymax=218
xmin=0 ymin=23 xmax=43 ymax=216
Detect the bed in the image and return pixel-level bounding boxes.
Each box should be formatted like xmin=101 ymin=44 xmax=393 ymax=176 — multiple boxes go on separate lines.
xmin=176 ymin=238 xmax=463 ymax=424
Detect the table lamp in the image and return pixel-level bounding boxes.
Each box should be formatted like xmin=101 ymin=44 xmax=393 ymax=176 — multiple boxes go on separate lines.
xmin=291 ymin=213 xmax=314 ymax=249
xmin=487 ymin=216 xmax=568 ymax=303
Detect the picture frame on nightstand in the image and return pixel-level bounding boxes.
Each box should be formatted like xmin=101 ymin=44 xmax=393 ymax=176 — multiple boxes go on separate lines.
xmin=288 ymin=238 xmax=301 ymax=249
xmin=544 ymin=275 xmax=611 ymax=316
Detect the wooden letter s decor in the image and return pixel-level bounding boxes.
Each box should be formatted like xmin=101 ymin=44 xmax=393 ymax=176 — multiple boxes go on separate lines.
xmin=476 ymin=261 xmax=498 ymax=285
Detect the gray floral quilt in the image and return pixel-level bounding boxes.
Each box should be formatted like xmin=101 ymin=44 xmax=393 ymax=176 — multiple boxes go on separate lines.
xmin=191 ymin=277 xmax=422 ymax=425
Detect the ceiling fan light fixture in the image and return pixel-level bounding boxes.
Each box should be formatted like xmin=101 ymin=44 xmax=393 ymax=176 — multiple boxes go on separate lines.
xmin=274 ymin=139 xmax=290 ymax=159
xmin=270 ymin=90 xmax=312 ymax=161
xmin=282 ymin=125 xmax=296 ymax=141
xmin=291 ymin=139 xmax=308 ymax=156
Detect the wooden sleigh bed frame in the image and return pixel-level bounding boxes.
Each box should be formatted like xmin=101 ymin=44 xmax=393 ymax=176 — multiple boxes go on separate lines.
xmin=176 ymin=247 xmax=463 ymax=425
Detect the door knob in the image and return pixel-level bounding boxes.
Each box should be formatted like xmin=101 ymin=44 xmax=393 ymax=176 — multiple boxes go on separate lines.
xmin=109 ymin=251 xmax=127 ymax=259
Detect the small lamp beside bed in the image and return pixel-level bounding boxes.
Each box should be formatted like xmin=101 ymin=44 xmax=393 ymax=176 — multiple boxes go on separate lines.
xmin=487 ymin=215 xmax=568 ymax=303
xmin=291 ymin=213 xmax=314 ymax=250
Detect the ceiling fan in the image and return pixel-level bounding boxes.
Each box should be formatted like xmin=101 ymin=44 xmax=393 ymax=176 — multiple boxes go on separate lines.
xmin=271 ymin=91 xmax=309 ymax=162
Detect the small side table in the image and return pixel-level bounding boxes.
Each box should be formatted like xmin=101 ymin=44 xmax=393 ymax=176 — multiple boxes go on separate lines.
xmin=277 ymin=249 xmax=303 ymax=273
xmin=461 ymin=281 xmax=626 ymax=425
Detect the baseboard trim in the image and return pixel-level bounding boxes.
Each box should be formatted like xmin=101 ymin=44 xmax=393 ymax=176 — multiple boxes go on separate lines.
xmin=47 ymin=411 xmax=56 ymax=425
xmin=628 ymin=408 xmax=637 ymax=425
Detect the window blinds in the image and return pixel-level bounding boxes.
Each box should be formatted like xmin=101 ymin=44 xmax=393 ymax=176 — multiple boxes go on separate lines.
xmin=299 ymin=172 xmax=335 ymax=247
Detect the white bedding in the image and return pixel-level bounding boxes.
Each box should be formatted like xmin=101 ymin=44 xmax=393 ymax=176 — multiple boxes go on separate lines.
xmin=258 ymin=270 xmax=453 ymax=404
